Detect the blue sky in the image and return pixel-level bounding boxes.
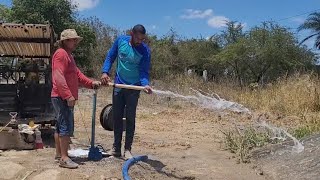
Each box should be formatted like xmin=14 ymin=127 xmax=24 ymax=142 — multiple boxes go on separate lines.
xmin=1 ymin=0 xmax=320 ymax=50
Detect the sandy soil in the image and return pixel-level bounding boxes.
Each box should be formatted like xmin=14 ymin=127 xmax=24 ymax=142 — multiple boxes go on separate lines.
xmin=0 ymin=89 xmax=266 ymax=180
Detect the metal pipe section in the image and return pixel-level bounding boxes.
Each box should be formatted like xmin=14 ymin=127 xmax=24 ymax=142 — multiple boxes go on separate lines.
xmin=90 ymin=89 xmax=97 ymax=148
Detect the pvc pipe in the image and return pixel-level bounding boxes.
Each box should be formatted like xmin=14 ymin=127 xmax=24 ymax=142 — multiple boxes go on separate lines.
xmin=108 ymin=82 xmax=146 ymax=91
xmin=122 ymin=155 xmax=148 ymax=180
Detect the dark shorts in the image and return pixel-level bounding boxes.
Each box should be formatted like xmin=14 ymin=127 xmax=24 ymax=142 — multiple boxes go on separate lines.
xmin=51 ymin=97 xmax=74 ymax=137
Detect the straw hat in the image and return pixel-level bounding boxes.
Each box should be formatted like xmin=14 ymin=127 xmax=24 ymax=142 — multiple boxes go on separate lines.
xmin=57 ymin=29 xmax=83 ymax=43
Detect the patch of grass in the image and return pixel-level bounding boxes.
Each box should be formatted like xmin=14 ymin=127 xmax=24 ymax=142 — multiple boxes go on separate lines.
xmin=221 ymin=127 xmax=270 ymax=163
xmin=293 ymin=126 xmax=313 ymax=139
xmin=234 ymin=74 xmax=320 ymax=117
xmin=293 ymin=120 xmax=320 ymax=139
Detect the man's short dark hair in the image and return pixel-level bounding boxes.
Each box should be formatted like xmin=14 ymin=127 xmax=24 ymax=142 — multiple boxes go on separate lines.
xmin=132 ymin=24 xmax=146 ymax=34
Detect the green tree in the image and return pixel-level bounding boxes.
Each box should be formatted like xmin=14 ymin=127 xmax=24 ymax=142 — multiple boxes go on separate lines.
xmin=247 ymin=22 xmax=314 ymax=83
xmin=8 ymin=0 xmax=98 ymax=72
xmin=69 ymin=21 xmax=96 ymax=67
xmin=213 ymin=21 xmax=247 ymax=85
xmin=219 ymin=21 xmax=245 ymax=47
xmin=148 ymin=29 xmax=182 ymax=78
xmin=80 ymin=16 xmax=119 ymax=76
xmin=298 ymin=12 xmax=320 ymax=49
xmin=215 ymin=38 xmax=249 ymax=86
xmin=216 ymin=22 xmax=315 ymax=85
xmin=0 ymin=5 xmax=12 ymax=22
xmin=10 ymin=0 xmax=76 ymax=34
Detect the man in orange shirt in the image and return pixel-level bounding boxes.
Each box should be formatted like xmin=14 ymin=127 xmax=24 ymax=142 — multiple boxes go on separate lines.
xmin=51 ymin=29 xmax=101 ymax=169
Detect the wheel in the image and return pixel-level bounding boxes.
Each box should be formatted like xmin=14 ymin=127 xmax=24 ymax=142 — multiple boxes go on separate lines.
xmin=100 ymin=104 xmax=113 ymax=131
xmin=99 ymin=104 xmax=126 ymax=131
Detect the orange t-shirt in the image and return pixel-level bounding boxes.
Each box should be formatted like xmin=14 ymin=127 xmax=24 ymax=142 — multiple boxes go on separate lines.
xmin=51 ymin=48 xmax=93 ymax=100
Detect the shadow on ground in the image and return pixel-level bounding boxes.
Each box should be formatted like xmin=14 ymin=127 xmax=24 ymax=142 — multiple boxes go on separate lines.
xmin=140 ymin=158 xmax=195 ymax=180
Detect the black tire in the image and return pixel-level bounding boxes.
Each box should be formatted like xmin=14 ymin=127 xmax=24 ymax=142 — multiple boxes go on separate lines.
xmin=100 ymin=104 xmax=113 ymax=131
xmin=99 ymin=104 xmax=126 ymax=131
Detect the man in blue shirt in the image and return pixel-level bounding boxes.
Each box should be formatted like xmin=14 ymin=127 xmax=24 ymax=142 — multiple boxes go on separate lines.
xmin=101 ymin=24 xmax=152 ymax=159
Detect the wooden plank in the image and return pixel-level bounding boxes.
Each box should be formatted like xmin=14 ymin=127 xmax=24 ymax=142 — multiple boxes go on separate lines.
xmin=0 ymin=37 xmax=51 ymax=43
xmin=0 ymin=54 xmax=50 ymax=58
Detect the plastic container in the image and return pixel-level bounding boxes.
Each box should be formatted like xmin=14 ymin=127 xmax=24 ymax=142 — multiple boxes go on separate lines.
xmin=34 ymin=129 xmax=43 ymax=149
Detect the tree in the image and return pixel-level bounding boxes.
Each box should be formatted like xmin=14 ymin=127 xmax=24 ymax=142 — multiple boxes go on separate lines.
xmin=215 ymin=38 xmax=249 ymax=86
xmin=148 ymin=29 xmax=183 ymax=78
xmin=0 ymin=5 xmax=12 ymax=22
xmin=80 ymin=16 xmax=119 ymax=76
xmin=10 ymin=0 xmax=76 ymax=34
xmin=8 ymin=0 xmax=97 ymax=73
xmin=219 ymin=21 xmax=245 ymax=47
xmin=216 ymin=22 xmax=315 ymax=85
xmin=247 ymin=22 xmax=314 ymax=83
xmin=69 ymin=21 xmax=96 ymax=67
xmin=298 ymin=12 xmax=320 ymax=49
xmin=213 ymin=21 xmax=247 ymax=85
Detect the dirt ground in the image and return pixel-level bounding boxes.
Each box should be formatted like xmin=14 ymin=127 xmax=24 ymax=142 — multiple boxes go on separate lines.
xmin=251 ymin=133 xmax=320 ymax=180
xmin=0 ymin=89 xmax=266 ymax=180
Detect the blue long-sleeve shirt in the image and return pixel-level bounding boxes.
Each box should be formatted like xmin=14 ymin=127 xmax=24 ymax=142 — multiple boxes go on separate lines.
xmin=102 ymin=35 xmax=151 ymax=86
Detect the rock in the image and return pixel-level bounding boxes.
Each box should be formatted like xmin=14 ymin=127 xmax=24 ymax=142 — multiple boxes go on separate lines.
xmin=84 ymin=174 xmax=90 ymax=179
xmin=32 ymin=169 xmax=60 ymax=180
xmin=255 ymin=168 xmax=264 ymax=176
xmin=0 ymin=129 xmax=34 ymax=150
xmin=0 ymin=161 xmax=25 ymax=179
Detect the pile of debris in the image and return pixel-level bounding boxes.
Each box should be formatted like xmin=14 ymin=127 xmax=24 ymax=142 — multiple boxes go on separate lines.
xmin=0 ymin=123 xmax=44 ymax=150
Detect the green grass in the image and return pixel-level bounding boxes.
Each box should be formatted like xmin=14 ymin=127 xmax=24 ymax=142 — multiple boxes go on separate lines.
xmin=221 ymin=127 xmax=270 ymax=163
xmin=293 ymin=121 xmax=320 ymax=139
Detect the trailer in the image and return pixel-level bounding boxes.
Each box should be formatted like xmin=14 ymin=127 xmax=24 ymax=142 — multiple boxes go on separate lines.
xmin=0 ymin=22 xmax=56 ymax=149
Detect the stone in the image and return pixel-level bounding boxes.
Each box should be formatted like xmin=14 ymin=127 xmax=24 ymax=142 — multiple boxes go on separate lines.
xmin=0 ymin=161 xmax=25 ymax=179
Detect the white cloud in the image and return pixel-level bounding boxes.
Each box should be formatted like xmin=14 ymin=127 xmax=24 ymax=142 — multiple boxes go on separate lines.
xmin=179 ymin=8 xmax=246 ymax=29
xmin=70 ymin=0 xmax=100 ymax=11
xmin=207 ymin=16 xmax=230 ymax=28
xmin=151 ymin=25 xmax=157 ymax=30
xmin=180 ymin=9 xmax=213 ymax=19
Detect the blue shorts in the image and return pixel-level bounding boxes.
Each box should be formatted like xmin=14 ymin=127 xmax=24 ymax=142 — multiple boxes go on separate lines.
xmin=51 ymin=97 xmax=74 ymax=137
